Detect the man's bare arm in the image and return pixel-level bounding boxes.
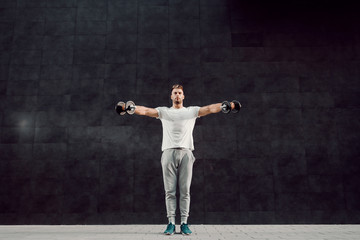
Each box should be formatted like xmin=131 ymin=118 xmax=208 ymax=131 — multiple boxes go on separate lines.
xmin=135 ymin=106 xmax=159 ymax=118
xmin=198 ymin=102 xmax=235 ymax=117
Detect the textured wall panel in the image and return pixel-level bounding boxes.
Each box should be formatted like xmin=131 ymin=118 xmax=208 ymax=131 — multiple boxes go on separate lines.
xmin=0 ymin=0 xmax=359 ymax=224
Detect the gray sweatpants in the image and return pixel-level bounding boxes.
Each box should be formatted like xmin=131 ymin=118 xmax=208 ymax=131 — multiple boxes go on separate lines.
xmin=161 ymin=148 xmax=195 ymax=224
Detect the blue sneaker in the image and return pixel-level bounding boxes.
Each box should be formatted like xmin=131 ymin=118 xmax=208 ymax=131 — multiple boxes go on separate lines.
xmin=164 ymin=223 xmax=175 ymax=235
xmin=180 ymin=223 xmax=192 ymax=235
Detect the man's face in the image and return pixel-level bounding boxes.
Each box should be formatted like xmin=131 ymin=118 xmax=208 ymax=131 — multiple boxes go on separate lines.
xmin=171 ymin=88 xmax=184 ymax=105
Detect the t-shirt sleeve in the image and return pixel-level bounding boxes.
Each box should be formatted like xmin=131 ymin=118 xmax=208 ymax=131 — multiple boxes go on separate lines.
xmin=155 ymin=107 xmax=163 ymax=119
xmin=190 ymin=106 xmax=201 ymax=118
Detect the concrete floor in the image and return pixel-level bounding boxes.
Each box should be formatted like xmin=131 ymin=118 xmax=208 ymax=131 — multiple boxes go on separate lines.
xmin=0 ymin=225 xmax=359 ymax=240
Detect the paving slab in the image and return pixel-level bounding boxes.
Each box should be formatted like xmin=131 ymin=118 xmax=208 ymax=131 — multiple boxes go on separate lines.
xmin=0 ymin=225 xmax=359 ymax=240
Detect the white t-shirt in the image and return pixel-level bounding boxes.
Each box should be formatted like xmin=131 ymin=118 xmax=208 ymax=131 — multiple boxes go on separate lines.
xmin=156 ymin=106 xmax=200 ymax=151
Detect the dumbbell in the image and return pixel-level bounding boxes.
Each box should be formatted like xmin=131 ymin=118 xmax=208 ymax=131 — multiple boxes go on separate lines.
xmin=221 ymin=101 xmax=232 ymax=114
xmin=115 ymin=100 xmax=136 ymax=115
xmin=221 ymin=100 xmax=242 ymax=114
xmin=115 ymin=101 xmax=126 ymax=115
xmin=125 ymin=101 xmax=136 ymax=115
xmin=231 ymin=100 xmax=241 ymax=113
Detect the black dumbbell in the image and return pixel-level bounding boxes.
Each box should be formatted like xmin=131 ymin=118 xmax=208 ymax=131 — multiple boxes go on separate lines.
xmin=221 ymin=101 xmax=232 ymax=114
xmin=115 ymin=101 xmax=126 ymax=115
xmin=125 ymin=101 xmax=136 ymax=115
xmin=115 ymin=100 xmax=136 ymax=115
xmin=231 ymin=100 xmax=241 ymax=113
xmin=221 ymin=100 xmax=241 ymax=114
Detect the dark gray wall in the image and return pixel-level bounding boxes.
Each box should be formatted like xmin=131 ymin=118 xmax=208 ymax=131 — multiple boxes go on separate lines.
xmin=1 ymin=0 xmax=359 ymax=224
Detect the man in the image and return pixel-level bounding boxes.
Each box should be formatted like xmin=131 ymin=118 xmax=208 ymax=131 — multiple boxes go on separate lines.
xmin=117 ymin=84 xmax=239 ymax=235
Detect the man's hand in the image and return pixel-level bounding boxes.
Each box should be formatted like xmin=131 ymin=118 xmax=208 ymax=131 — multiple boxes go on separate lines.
xmin=231 ymin=100 xmax=241 ymax=113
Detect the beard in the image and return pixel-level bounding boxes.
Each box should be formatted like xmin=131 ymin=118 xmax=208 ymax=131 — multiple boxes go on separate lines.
xmin=174 ymin=98 xmax=182 ymax=105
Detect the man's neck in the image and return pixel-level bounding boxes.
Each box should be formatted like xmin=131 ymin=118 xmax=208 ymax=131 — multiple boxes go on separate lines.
xmin=172 ymin=104 xmax=183 ymax=109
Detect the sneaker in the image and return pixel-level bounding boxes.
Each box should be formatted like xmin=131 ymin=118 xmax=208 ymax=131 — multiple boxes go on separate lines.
xmin=164 ymin=223 xmax=175 ymax=235
xmin=180 ymin=223 xmax=192 ymax=235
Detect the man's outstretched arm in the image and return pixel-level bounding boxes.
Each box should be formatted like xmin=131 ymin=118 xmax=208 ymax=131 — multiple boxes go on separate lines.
xmin=135 ymin=106 xmax=159 ymax=118
xmin=198 ymin=102 xmax=235 ymax=117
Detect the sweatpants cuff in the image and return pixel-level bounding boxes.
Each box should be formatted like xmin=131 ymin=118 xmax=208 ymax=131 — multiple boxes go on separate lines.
xmin=168 ymin=217 xmax=175 ymax=224
xmin=181 ymin=217 xmax=188 ymax=224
